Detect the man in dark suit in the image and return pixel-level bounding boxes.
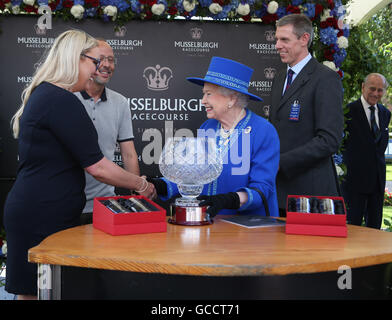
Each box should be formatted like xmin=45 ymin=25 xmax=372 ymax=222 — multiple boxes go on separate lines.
xmin=269 ymin=14 xmax=343 ymax=217
xmin=342 ymin=73 xmax=391 ymax=229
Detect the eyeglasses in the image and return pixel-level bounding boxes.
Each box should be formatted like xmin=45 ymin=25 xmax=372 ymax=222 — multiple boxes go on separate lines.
xmin=99 ymin=55 xmax=117 ymax=65
xmin=81 ymin=53 xmax=101 ymax=71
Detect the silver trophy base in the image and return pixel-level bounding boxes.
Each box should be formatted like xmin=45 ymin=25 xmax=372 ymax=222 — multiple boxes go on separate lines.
xmin=168 ymin=199 xmax=213 ymax=226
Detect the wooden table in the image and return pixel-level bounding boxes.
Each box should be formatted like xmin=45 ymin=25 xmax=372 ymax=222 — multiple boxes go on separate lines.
xmin=28 ymin=217 xmax=392 ymax=299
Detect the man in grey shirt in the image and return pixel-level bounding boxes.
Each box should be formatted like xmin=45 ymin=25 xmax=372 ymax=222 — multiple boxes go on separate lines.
xmin=75 ymin=39 xmax=140 ymax=224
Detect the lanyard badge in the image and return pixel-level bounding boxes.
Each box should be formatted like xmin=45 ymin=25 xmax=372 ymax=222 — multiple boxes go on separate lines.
xmin=289 ymin=100 xmax=301 ymax=121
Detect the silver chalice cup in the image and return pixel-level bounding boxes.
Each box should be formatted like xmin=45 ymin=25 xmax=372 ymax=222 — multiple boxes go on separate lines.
xmin=159 ymin=137 xmax=223 ymax=225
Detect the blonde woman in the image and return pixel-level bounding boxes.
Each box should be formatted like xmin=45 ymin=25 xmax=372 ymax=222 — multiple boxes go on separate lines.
xmin=3 ymin=30 xmax=155 ymax=300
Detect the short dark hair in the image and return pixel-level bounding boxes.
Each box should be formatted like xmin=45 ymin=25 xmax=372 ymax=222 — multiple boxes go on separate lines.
xmin=276 ymin=14 xmax=314 ymax=48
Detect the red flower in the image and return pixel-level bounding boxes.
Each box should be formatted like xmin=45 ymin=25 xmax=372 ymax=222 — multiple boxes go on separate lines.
xmin=144 ymin=9 xmax=153 ymax=19
xmin=327 ymin=0 xmax=335 ymax=10
xmin=167 ymin=5 xmax=177 ymax=16
xmin=85 ymin=0 xmax=99 ymax=7
xmin=324 ymin=46 xmax=335 ymax=61
xmin=49 ymin=0 xmax=60 ymax=11
xmin=287 ymin=5 xmax=300 ymax=14
xmin=0 ymin=0 xmax=11 ymax=10
xmin=213 ymin=0 xmax=230 ymax=5
xmin=337 ymin=70 xmax=343 ymax=78
xmin=326 ymin=17 xmax=338 ymax=28
xmin=24 ymin=5 xmax=38 ymax=13
xmin=140 ymin=0 xmax=157 ymax=6
xmin=62 ymin=0 xmax=74 ymax=8
xmin=262 ymin=13 xmax=278 ymax=24
xmin=315 ymin=4 xmax=324 ymax=17
xmin=242 ymin=14 xmax=251 ymax=22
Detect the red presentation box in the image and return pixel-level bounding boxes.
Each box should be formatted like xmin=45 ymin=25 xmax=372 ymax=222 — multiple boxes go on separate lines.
xmin=93 ymin=195 xmax=167 ymax=236
xmin=285 ymin=195 xmax=347 ymax=238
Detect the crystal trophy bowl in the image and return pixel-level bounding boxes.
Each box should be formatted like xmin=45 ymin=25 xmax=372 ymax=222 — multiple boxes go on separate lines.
xmin=159 ymin=137 xmax=223 ymax=225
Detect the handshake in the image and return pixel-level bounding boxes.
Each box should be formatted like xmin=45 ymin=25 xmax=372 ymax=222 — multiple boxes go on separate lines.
xmin=146 ymin=177 xmax=240 ymax=217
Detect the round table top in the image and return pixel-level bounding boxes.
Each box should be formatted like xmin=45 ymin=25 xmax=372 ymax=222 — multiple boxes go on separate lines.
xmin=29 ymin=217 xmax=392 ymax=276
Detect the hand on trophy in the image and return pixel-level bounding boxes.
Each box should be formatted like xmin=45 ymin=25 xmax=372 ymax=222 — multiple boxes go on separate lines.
xmin=197 ymin=192 xmax=240 ymax=217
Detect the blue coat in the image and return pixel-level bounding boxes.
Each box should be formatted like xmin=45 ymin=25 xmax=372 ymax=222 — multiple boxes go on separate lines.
xmin=161 ymin=109 xmax=280 ymax=216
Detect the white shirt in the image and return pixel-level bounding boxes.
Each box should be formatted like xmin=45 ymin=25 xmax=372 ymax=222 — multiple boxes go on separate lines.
xmin=361 ymin=95 xmax=380 ymax=128
xmin=282 ymin=53 xmax=312 ymax=95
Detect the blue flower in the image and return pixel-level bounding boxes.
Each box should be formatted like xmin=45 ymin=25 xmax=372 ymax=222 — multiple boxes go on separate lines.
xmin=333 ymin=153 xmax=343 ymax=165
xmin=276 ymin=7 xmax=286 ymax=19
xmin=73 ymin=0 xmax=84 ymax=5
xmin=131 ymin=0 xmax=141 ymax=14
xmin=302 ymin=3 xmax=315 ymax=19
xmin=117 ymin=0 xmax=131 ymax=12
xmin=11 ymin=0 xmax=22 ymax=6
xmin=291 ymin=0 xmax=303 ymax=6
xmin=37 ymin=0 xmax=49 ymax=6
xmin=333 ymin=48 xmax=347 ymax=67
xmin=255 ymin=2 xmax=266 ymax=18
xmin=86 ymin=7 xmax=97 ymax=17
xmin=210 ymin=0 xmax=238 ymax=20
xmin=199 ymin=0 xmax=212 ymax=8
xmin=320 ymin=27 xmax=338 ymax=46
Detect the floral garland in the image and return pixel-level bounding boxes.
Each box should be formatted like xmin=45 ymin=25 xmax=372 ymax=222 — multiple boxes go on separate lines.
xmin=0 ymin=0 xmax=349 ymax=79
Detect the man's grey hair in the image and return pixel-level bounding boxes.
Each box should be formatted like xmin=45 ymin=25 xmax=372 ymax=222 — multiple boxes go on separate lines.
xmin=276 ymin=13 xmax=314 ymax=48
xmin=364 ymin=73 xmax=389 ymax=90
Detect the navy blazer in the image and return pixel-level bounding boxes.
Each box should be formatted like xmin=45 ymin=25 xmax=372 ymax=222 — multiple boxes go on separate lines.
xmin=343 ymin=98 xmax=391 ymax=194
xmin=269 ymin=57 xmax=344 ymax=208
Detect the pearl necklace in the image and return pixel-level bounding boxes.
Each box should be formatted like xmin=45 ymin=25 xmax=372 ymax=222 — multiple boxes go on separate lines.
xmin=219 ymin=109 xmax=245 ymax=140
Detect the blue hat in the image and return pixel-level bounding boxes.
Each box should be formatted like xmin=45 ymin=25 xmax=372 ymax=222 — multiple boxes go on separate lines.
xmin=187 ymin=56 xmax=262 ymax=102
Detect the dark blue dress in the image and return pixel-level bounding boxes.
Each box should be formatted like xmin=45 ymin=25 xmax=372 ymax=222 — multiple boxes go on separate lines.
xmin=4 ymin=82 xmax=104 ymax=295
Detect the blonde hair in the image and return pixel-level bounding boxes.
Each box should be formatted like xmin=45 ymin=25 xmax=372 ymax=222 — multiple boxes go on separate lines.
xmin=11 ymin=29 xmax=98 ymax=138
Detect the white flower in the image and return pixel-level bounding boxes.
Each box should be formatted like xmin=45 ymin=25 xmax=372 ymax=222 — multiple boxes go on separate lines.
xmin=183 ymin=0 xmax=196 ymax=12
xmin=335 ymin=165 xmax=344 ymax=176
xmin=103 ymin=5 xmax=117 ymax=17
xmin=320 ymin=9 xmax=331 ymax=22
xmin=23 ymin=0 xmax=35 ymax=6
xmin=337 ymin=36 xmax=348 ymax=49
xmin=323 ymin=61 xmax=338 ymax=72
xmin=70 ymin=5 xmax=85 ymax=19
xmin=11 ymin=5 xmax=20 ymax=14
xmin=209 ymin=3 xmax=222 ymax=15
xmin=152 ymin=3 xmax=166 ymax=15
xmin=1 ymin=241 xmax=7 ymax=256
xmin=237 ymin=3 xmax=250 ymax=16
xmin=267 ymin=1 xmax=279 ymax=14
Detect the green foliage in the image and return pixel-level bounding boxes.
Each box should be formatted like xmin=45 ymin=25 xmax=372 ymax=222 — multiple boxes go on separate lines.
xmin=342 ymin=5 xmax=392 ymax=107
xmin=384 ymin=216 xmax=392 ymax=232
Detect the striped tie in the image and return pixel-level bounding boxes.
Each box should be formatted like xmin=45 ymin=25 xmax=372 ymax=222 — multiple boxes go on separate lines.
xmin=284 ymin=69 xmax=294 ymax=94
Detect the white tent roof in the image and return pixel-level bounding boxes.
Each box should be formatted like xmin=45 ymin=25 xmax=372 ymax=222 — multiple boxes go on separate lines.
xmin=346 ymin=0 xmax=391 ymax=25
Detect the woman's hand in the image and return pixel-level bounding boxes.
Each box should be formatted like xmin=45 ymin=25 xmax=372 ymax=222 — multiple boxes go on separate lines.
xmin=197 ymin=192 xmax=240 ymax=217
xmin=136 ymin=176 xmax=157 ymax=200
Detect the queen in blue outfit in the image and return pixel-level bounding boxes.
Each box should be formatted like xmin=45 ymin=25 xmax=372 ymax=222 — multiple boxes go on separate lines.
xmin=150 ymin=57 xmax=280 ymax=217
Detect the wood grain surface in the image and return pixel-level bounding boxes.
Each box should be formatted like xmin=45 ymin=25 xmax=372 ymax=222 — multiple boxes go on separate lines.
xmin=28 ymin=217 xmax=392 ymax=276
